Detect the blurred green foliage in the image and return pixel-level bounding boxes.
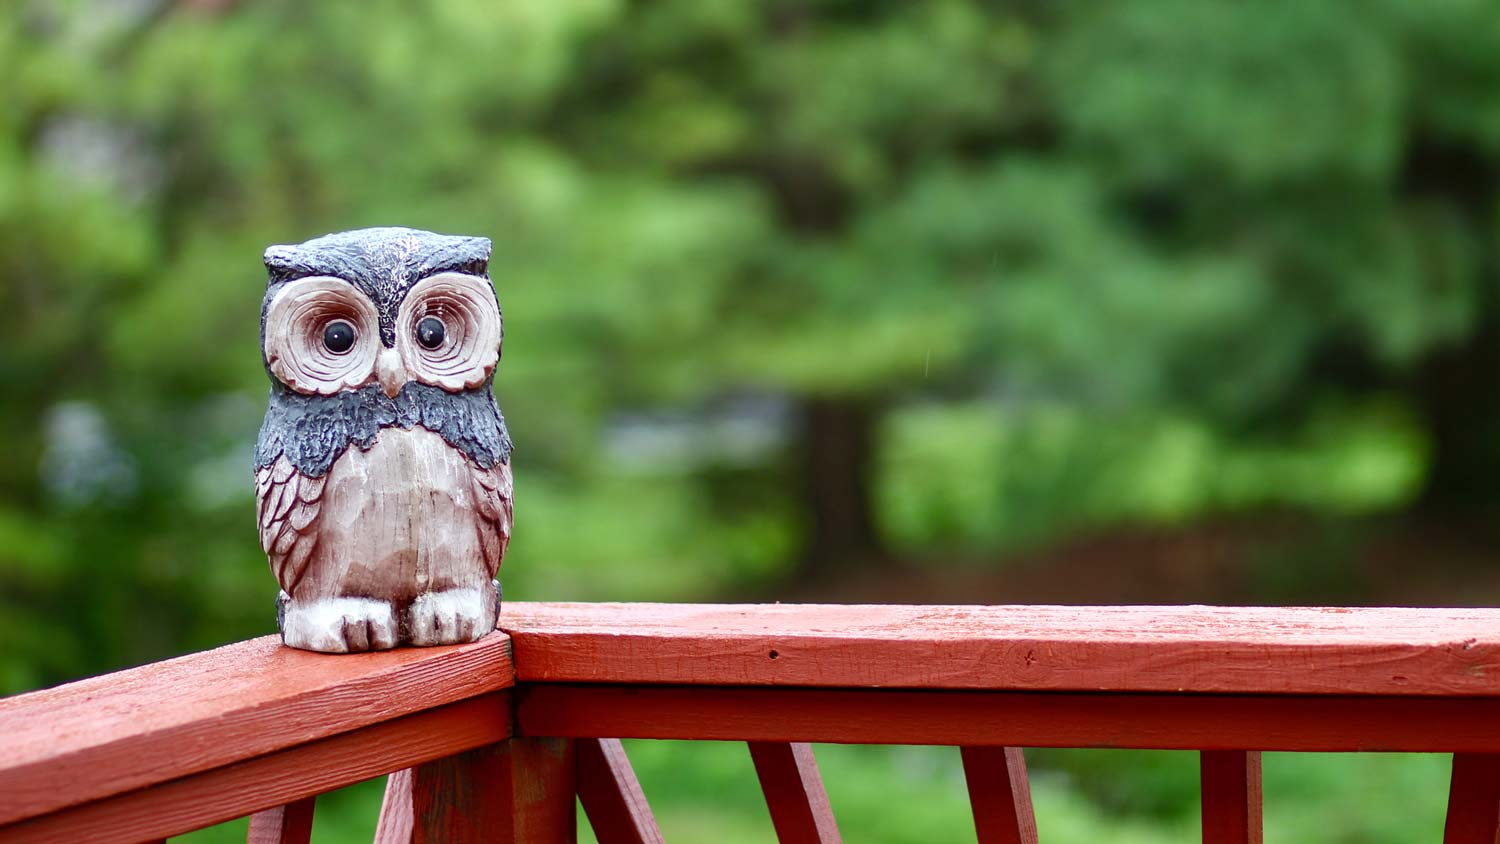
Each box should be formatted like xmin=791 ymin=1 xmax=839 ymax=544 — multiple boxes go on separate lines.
xmin=4 ymin=0 xmax=1500 ymax=840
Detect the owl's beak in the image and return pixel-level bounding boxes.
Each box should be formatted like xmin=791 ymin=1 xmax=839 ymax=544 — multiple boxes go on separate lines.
xmin=376 ymin=348 xmax=409 ymax=399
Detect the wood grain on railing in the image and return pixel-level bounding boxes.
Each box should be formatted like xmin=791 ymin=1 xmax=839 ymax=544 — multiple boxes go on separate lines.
xmin=577 ymin=738 xmax=664 ymax=844
xmin=1199 ymin=751 xmax=1262 ymax=844
xmin=748 ymin=742 xmax=841 ymax=844
xmin=499 ymin=603 xmax=1500 ymax=696
xmin=2 ymin=694 xmax=511 ymax=844
xmin=4 ymin=603 xmax=1500 ymax=843
xmin=0 ymin=631 xmax=514 ymax=827
xmin=960 ymin=746 xmax=1037 ymax=844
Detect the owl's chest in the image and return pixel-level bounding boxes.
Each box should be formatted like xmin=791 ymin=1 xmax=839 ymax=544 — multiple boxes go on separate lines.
xmin=309 ymin=425 xmax=483 ymax=598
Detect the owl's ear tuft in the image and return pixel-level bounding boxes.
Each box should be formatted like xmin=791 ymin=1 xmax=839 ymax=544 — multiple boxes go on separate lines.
xmin=263 ymin=241 xmax=367 ymax=286
xmin=451 ymin=237 xmax=492 ymax=278
xmin=264 ymin=245 xmax=310 ymax=286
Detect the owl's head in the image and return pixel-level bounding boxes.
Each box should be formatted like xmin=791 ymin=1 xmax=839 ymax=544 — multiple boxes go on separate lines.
xmin=260 ymin=227 xmax=500 ymax=398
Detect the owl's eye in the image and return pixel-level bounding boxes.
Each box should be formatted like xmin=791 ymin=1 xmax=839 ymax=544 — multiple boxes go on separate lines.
xmin=416 ymin=316 xmax=446 ymax=350
xmin=323 ymin=320 xmax=356 ymax=354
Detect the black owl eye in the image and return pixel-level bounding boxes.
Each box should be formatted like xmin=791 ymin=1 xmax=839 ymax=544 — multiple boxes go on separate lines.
xmin=322 ymin=320 xmax=355 ymax=354
xmin=416 ymin=316 xmax=446 ymax=350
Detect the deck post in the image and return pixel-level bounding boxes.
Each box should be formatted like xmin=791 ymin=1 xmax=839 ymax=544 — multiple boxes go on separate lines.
xmin=375 ymin=738 xmax=577 ymax=844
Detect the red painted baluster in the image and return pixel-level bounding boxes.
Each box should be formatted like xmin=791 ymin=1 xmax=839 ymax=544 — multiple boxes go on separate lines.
xmin=1200 ymin=750 xmax=1262 ymax=844
xmin=375 ymin=739 xmax=577 ymax=844
xmin=1443 ymin=753 xmax=1500 ymax=844
xmin=961 ymin=747 xmax=1038 ymax=844
xmin=577 ymin=738 xmax=663 ymax=844
xmin=748 ymin=742 xmax=841 ymax=844
xmin=246 ymin=795 xmax=315 ymax=844
xmin=374 ymin=769 xmax=415 ymax=844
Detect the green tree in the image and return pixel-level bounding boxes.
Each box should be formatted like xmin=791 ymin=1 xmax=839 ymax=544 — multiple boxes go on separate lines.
xmin=4 ymin=0 xmax=1500 ymax=689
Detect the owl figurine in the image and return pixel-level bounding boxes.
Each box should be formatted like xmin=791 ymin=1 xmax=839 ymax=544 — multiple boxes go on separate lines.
xmin=253 ymin=228 xmax=513 ymax=653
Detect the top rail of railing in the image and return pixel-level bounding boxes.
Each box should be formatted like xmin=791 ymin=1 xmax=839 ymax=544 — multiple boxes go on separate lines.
xmin=498 ymin=603 xmax=1500 ymax=695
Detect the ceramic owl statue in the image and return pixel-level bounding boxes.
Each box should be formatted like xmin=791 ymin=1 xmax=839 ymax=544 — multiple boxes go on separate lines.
xmin=253 ymin=228 xmax=513 ymax=653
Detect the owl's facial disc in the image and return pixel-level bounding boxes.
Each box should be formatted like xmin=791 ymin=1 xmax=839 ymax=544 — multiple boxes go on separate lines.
xmin=394 ymin=272 xmax=502 ymax=392
xmin=263 ymin=277 xmax=380 ymax=395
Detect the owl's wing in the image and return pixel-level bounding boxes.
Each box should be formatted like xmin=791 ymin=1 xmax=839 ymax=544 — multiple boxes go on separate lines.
xmin=468 ymin=460 xmax=513 ymax=580
xmin=255 ymin=457 xmax=326 ymax=596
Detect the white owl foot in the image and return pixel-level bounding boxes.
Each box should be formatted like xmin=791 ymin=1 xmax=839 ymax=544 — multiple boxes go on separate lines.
xmin=406 ymin=586 xmax=498 ymax=646
xmin=280 ymin=596 xmax=399 ymax=653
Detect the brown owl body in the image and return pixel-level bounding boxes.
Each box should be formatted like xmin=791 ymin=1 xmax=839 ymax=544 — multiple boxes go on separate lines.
xmin=254 ymin=228 xmax=513 ymax=653
xmin=258 ymin=427 xmax=511 ymax=651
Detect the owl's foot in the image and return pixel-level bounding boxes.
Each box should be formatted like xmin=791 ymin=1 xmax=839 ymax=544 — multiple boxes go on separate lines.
xmin=280 ymin=596 xmax=399 ymax=653
xmin=406 ymin=585 xmax=499 ymax=646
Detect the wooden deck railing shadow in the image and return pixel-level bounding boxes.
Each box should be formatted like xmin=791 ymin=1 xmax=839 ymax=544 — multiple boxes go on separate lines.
xmin=3 ymin=602 xmax=1500 ymax=843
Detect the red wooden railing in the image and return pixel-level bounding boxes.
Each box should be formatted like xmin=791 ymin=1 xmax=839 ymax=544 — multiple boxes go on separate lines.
xmin=2 ymin=603 xmax=1500 ymax=843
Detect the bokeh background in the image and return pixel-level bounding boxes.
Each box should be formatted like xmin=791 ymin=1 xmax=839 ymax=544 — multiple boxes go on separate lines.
xmin=4 ymin=0 xmax=1500 ymax=840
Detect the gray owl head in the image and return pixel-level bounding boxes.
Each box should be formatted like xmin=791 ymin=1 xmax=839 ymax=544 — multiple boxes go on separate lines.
xmin=262 ymin=227 xmax=494 ymax=347
xmin=254 ymin=227 xmax=512 ymax=478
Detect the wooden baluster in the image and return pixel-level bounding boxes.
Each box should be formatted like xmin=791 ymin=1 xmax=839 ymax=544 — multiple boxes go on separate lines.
xmin=1200 ymin=750 xmax=1262 ymax=844
xmin=1443 ymin=752 xmax=1500 ymax=844
xmin=247 ymin=796 xmax=316 ymax=844
xmin=375 ymin=769 xmax=415 ymax=843
xmin=375 ymin=738 xmax=577 ymax=844
xmin=961 ymin=747 xmax=1038 ymax=844
xmin=577 ymin=738 xmax=664 ymax=844
xmin=748 ymin=742 xmax=841 ymax=844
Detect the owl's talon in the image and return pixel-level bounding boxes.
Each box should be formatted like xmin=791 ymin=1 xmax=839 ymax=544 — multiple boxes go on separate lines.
xmin=280 ymin=597 xmax=398 ymax=653
xmin=407 ymin=587 xmax=497 ymax=646
xmin=342 ymin=619 xmax=369 ymax=652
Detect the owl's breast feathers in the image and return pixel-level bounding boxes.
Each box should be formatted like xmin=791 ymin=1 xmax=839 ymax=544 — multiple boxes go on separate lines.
xmin=256 ymin=433 xmax=514 ymax=596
